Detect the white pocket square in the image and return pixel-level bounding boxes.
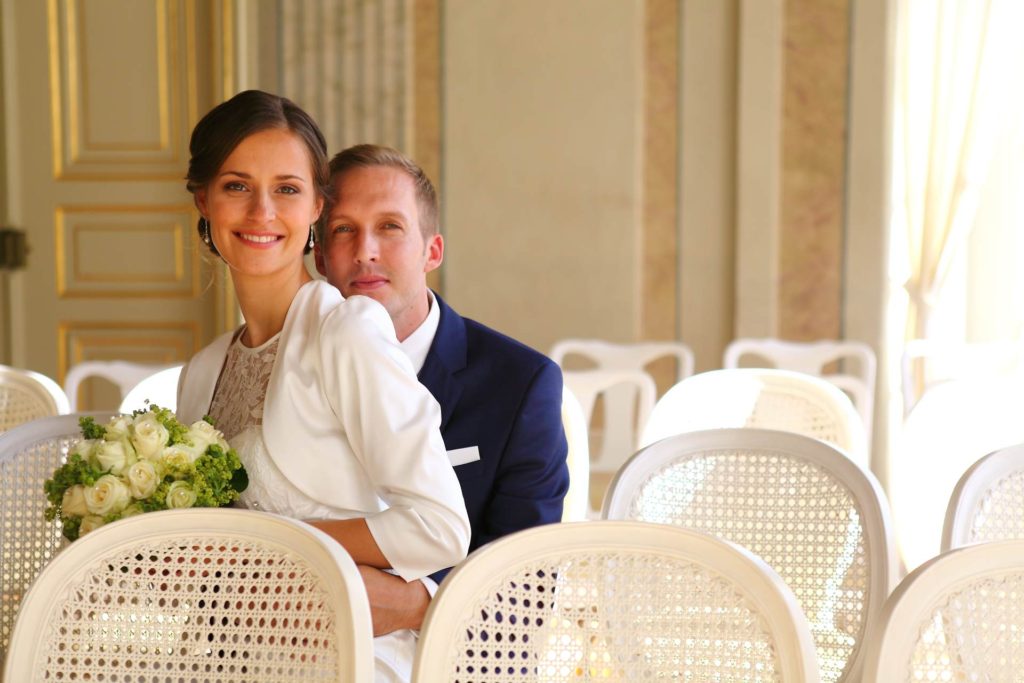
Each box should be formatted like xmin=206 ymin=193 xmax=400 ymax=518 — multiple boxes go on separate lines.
xmin=448 ymin=446 xmax=481 ymax=466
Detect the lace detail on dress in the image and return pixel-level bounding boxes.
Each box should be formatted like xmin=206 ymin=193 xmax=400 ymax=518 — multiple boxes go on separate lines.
xmin=208 ymin=331 xmax=280 ymax=442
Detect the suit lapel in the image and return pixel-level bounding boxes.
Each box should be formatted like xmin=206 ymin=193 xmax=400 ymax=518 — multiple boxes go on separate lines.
xmin=418 ymin=292 xmax=466 ymax=432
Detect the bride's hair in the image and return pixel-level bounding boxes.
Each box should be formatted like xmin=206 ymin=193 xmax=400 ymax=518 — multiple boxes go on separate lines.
xmin=185 ymin=90 xmax=329 ymax=257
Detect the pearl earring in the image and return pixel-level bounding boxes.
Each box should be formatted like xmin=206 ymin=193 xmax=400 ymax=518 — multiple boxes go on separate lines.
xmin=201 ymin=218 xmax=211 ymax=245
xmin=308 ymin=227 xmax=315 ymax=249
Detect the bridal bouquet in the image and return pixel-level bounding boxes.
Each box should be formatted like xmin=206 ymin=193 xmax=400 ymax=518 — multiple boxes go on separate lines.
xmin=44 ymin=406 xmax=248 ymax=541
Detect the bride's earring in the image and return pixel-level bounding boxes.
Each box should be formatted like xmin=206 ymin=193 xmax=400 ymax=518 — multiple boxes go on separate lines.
xmin=201 ymin=218 xmax=211 ymax=245
xmin=308 ymin=226 xmax=315 ymax=249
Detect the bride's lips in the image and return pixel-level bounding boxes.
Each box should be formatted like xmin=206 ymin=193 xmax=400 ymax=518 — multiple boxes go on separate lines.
xmin=234 ymin=231 xmax=285 ymax=248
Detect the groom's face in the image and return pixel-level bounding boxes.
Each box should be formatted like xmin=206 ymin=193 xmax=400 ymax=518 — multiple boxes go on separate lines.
xmin=316 ymin=166 xmax=443 ymax=341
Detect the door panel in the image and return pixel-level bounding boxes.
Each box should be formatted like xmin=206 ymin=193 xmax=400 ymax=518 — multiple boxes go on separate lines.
xmin=3 ymin=0 xmax=233 ymax=406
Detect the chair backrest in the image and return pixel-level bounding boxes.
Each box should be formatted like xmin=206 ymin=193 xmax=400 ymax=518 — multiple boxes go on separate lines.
xmin=413 ymin=521 xmax=820 ymax=682
xmin=723 ymin=338 xmax=876 ymax=438
xmin=942 ymin=442 xmax=1024 ymax=551
xmin=891 ymin=376 xmax=1024 ymax=571
xmin=552 ymin=340 xmax=695 ymax=475
xmin=63 ymin=360 xmax=175 ymax=412
xmin=0 ymin=365 xmax=70 ymax=433
xmin=560 ymin=368 xmax=657 ymax=473
xmin=560 ymin=385 xmax=591 ymax=521
xmin=861 ymin=540 xmax=1024 ymax=682
xmin=640 ymin=368 xmax=869 ymax=468
xmin=603 ymin=428 xmax=898 ymax=683
xmin=0 ymin=412 xmax=115 ymax=671
xmin=117 ymin=364 xmax=184 ymax=413
xmin=900 ymin=339 xmax=1024 ymax=415
xmin=4 ymin=508 xmax=374 ymax=683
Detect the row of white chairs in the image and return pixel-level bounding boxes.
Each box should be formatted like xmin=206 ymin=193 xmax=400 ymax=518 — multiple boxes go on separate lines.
xmin=0 ymin=362 xmax=182 ymax=435
xmin=5 ymin=413 xmax=1023 ymax=681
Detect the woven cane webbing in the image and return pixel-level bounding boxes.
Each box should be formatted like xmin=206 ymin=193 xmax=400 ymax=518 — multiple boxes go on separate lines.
xmin=626 ymin=451 xmax=868 ymax=683
xmin=743 ymin=391 xmax=848 ymax=449
xmin=0 ymin=384 xmax=54 ymax=434
xmin=909 ymin=571 xmax=1024 ymax=679
xmin=966 ymin=469 xmax=1024 ymax=544
xmin=26 ymin=536 xmax=340 ymax=681
xmin=442 ymin=551 xmax=782 ymax=682
xmin=0 ymin=435 xmax=71 ymax=664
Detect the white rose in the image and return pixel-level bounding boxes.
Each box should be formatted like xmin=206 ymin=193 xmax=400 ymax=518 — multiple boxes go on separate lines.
xmin=94 ymin=439 xmax=136 ymax=476
xmin=120 ymin=503 xmax=144 ymax=518
xmin=61 ymin=485 xmax=90 ymax=517
xmin=126 ymin=460 xmax=160 ymax=499
xmin=79 ymin=515 xmax=106 ymax=536
xmin=131 ymin=413 xmax=170 ymax=461
xmin=186 ymin=420 xmax=223 ymax=455
xmin=84 ymin=474 xmax=132 ymax=516
xmin=161 ymin=444 xmax=202 ymax=473
xmin=70 ymin=438 xmax=98 ymax=462
xmin=165 ymin=481 xmax=197 ymax=509
xmin=105 ymin=415 xmax=132 ymax=440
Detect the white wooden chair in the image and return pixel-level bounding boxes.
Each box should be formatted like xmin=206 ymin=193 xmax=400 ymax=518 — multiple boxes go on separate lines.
xmin=63 ymin=360 xmax=178 ymax=412
xmin=4 ymin=508 xmax=374 ymax=683
xmin=640 ymin=368 xmax=869 ymax=468
xmin=900 ymin=339 xmax=1024 ymax=415
xmin=724 ymin=338 xmax=876 ymax=438
xmin=603 ymin=428 xmax=898 ymax=683
xmin=942 ymin=442 xmax=1024 ymax=551
xmin=0 ymin=364 xmax=69 ymax=433
xmin=412 ymin=521 xmax=820 ymax=682
xmin=0 ymin=412 xmax=115 ymax=672
xmin=560 ymin=386 xmax=590 ymax=521
xmin=551 ymin=340 xmax=694 ymax=475
xmin=891 ymin=376 xmax=1024 ymax=571
xmin=861 ymin=540 xmax=1024 ymax=682
xmin=117 ymin=364 xmax=183 ymax=413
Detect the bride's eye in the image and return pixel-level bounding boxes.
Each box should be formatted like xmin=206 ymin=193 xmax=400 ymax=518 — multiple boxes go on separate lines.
xmin=224 ymin=181 xmax=246 ymax=192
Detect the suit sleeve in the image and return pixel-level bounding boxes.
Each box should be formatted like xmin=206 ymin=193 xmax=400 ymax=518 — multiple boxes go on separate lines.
xmin=431 ymin=359 xmax=569 ymax=583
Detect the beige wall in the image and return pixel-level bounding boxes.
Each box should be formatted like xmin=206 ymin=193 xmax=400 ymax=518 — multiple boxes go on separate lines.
xmin=441 ymin=0 xmax=644 ymax=356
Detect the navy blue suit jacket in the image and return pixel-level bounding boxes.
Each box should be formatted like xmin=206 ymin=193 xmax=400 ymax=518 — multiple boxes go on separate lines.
xmin=420 ymin=293 xmax=569 ymax=583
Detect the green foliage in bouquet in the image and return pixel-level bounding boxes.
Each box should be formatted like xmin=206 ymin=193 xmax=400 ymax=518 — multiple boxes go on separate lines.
xmin=44 ymin=406 xmax=247 ymax=541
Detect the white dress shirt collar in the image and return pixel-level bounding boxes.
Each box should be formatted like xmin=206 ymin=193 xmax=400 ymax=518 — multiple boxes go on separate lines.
xmin=400 ymin=290 xmax=440 ymax=373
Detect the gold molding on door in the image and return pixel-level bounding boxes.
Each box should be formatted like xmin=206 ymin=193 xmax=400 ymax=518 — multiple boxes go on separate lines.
xmin=58 ymin=320 xmax=200 ymax=382
xmin=48 ymin=0 xmax=198 ymax=180
xmin=55 ymin=204 xmax=201 ymax=298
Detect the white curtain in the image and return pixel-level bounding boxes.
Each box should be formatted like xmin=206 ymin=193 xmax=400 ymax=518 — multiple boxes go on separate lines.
xmin=893 ymin=0 xmax=1024 ymax=340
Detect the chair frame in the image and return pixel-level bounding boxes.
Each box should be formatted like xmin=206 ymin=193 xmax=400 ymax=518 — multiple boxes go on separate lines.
xmin=413 ymin=521 xmax=820 ymax=682
xmin=942 ymin=442 xmax=1024 ymax=551
xmin=0 ymin=364 xmax=70 ymax=426
xmin=860 ymin=540 xmax=1024 ymax=682
xmin=723 ymin=338 xmax=876 ymax=438
xmin=603 ymin=428 xmax=898 ymax=682
xmin=639 ymin=368 xmax=869 ymax=466
xmin=560 ymin=385 xmax=591 ymax=521
xmin=4 ymin=507 xmax=374 ymax=683
xmin=63 ymin=359 xmax=176 ymax=412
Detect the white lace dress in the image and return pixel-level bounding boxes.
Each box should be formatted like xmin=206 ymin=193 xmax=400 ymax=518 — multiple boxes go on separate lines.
xmin=209 ymin=330 xmax=418 ymax=683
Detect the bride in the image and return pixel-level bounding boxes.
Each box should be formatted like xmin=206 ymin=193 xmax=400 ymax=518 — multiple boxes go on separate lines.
xmin=176 ymin=90 xmax=469 ymax=682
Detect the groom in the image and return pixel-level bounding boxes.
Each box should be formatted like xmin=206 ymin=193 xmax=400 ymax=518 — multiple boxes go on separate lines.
xmin=315 ymin=144 xmax=569 ymax=634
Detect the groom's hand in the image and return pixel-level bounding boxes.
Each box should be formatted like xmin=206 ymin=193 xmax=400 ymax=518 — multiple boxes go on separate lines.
xmin=358 ymin=564 xmax=431 ymax=636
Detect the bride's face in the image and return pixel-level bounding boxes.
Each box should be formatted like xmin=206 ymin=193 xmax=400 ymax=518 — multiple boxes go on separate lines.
xmin=195 ymin=127 xmax=323 ymax=279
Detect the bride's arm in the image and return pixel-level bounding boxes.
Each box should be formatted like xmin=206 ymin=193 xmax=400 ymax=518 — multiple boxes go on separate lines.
xmin=316 ymin=295 xmax=470 ymax=579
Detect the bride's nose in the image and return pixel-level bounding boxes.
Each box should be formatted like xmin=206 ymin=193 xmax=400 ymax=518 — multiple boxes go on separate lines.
xmin=247 ymin=191 xmax=276 ymax=223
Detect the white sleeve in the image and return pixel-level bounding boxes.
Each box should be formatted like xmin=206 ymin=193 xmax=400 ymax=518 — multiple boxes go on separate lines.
xmin=318 ymin=295 xmax=470 ymax=581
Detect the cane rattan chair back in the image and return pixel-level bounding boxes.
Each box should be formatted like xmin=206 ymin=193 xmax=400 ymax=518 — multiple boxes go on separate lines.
xmin=861 ymin=540 xmax=1024 ymax=682
xmin=0 ymin=411 xmax=113 ymax=673
xmin=603 ymin=428 xmax=897 ymax=683
xmin=412 ymin=521 xmax=820 ymax=682
xmin=640 ymin=368 xmax=869 ymax=468
xmin=723 ymin=338 xmax=876 ymax=438
xmin=942 ymin=442 xmax=1024 ymax=550
xmin=4 ymin=508 xmax=373 ymax=683
xmin=0 ymin=365 xmax=69 ymax=434
xmin=560 ymin=385 xmax=591 ymax=521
